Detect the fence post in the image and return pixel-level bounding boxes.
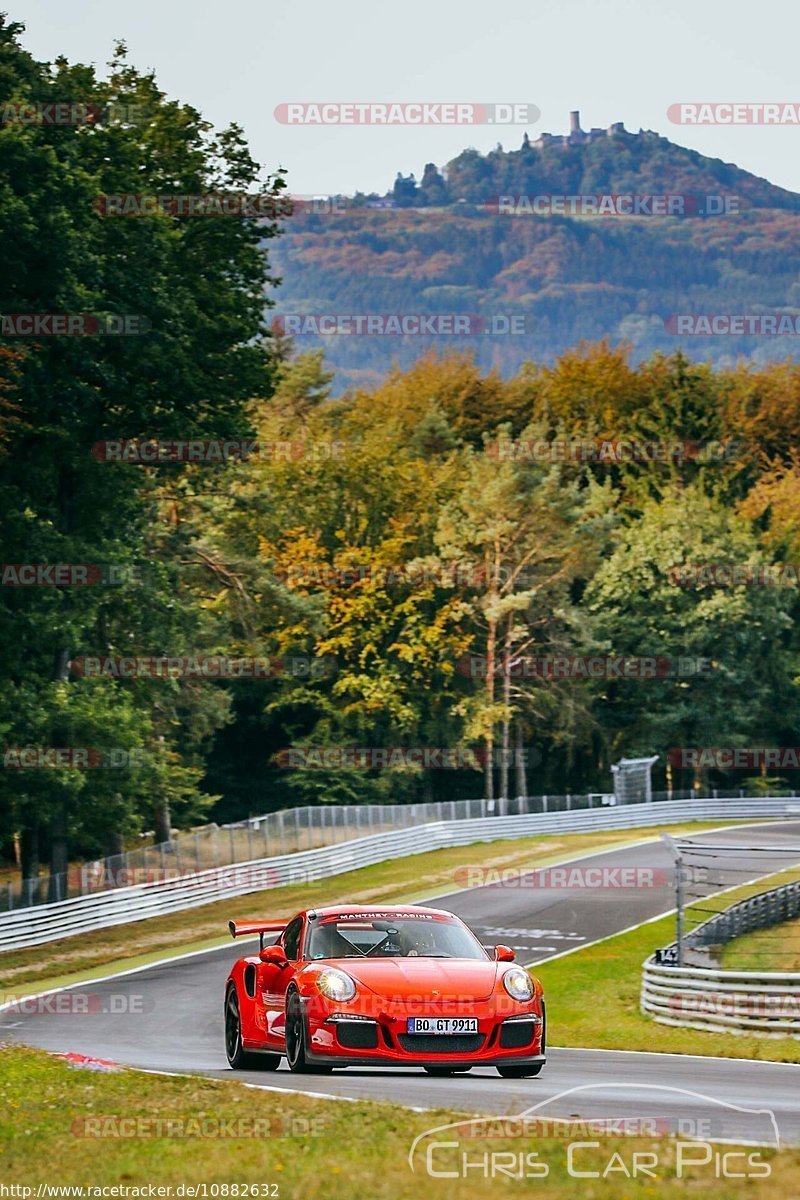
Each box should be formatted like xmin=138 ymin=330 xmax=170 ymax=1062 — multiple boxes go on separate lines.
xmin=675 ymin=855 xmax=684 ymax=967
xmin=542 ymin=794 xmax=548 ymax=813
xmin=566 ymin=793 xmax=572 ymax=811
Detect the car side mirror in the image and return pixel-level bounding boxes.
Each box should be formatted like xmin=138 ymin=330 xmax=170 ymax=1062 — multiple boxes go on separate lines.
xmin=493 ymin=945 xmax=516 ymax=962
xmin=259 ymin=944 xmax=289 ymax=967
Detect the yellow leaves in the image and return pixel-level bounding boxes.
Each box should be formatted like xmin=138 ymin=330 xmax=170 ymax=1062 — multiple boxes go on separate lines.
xmin=738 ymin=457 xmax=800 ymax=557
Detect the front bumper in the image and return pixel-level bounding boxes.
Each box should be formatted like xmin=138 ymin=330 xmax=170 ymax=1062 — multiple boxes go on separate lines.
xmin=304 ymin=1048 xmax=546 ymax=1069
xmin=303 ymin=995 xmax=545 ymax=1066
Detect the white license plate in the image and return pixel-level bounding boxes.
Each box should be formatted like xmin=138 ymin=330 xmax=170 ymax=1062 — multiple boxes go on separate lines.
xmin=406 ymin=1018 xmax=478 ymax=1034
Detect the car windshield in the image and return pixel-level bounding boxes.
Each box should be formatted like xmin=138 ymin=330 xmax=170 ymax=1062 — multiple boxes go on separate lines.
xmin=305 ymin=915 xmax=488 ymax=960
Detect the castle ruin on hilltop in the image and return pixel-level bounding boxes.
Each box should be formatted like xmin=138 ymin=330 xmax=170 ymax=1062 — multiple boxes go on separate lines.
xmin=524 ymin=110 xmax=627 ymax=151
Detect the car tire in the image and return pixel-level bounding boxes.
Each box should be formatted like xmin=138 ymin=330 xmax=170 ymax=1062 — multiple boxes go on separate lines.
xmin=496 ymin=1002 xmax=546 ymax=1079
xmin=225 ymin=986 xmax=281 ymax=1071
xmin=496 ymin=1062 xmax=544 ymax=1078
xmin=285 ymin=991 xmax=333 ymax=1074
xmin=423 ymin=1066 xmax=472 ymax=1075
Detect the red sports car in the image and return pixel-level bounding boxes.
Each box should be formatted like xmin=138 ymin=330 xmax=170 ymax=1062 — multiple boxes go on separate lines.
xmin=224 ymin=904 xmax=546 ymax=1077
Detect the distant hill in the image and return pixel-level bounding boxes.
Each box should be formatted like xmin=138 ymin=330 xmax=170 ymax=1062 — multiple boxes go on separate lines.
xmin=269 ymin=113 xmax=800 ymax=392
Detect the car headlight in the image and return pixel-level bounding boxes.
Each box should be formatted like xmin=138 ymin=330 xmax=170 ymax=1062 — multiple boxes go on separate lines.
xmin=502 ymin=967 xmax=535 ymax=1002
xmin=316 ymin=968 xmax=357 ymax=1002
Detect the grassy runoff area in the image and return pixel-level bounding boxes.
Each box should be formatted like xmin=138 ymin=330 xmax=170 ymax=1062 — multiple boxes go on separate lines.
xmin=721 ymin=914 xmax=800 ymax=972
xmin=538 ymin=864 xmax=800 ymax=1063
xmin=0 ymin=1044 xmax=798 ymax=1198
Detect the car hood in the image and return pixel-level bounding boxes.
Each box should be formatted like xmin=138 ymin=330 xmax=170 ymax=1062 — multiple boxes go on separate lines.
xmin=327 ymin=957 xmax=500 ymax=1001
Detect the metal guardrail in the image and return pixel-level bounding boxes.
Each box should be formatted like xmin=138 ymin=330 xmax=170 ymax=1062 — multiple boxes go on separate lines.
xmin=4 ymin=786 xmax=781 ymax=911
xmin=641 ymin=961 xmax=800 ymax=1037
xmin=642 ymin=880 xmax=800 ymax=1037
xmin=685 ymin=880 xmax=800 ymax=950
xmin=0 ymin=795 xmax=794 ymax=953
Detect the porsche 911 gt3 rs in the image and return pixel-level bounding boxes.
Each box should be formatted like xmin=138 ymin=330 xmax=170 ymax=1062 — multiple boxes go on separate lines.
xmin=224 ymin=904 xmax=546 ymax=1077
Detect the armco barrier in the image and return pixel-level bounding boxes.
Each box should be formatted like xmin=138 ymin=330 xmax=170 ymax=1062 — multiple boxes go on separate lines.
xmin=0 ymin=796 xmax=795 ymax=953
xmin=7 ymin=787 xmax=771 ymax=911
xmin=641 ymin=878 xmax=800 ymax=1037
xmin=641 ymin=959 xmax=800 ymax=1037
xmin=684 ymin=879 xmax=800 ymax=952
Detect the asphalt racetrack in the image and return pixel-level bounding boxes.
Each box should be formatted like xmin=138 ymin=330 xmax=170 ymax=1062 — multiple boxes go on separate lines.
xmin=4 ymin=820 xmax=800 ymax=1144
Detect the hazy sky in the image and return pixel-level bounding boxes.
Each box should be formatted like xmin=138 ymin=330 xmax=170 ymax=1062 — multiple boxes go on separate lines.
xmin=14 ymin=0 xmax=800 ymax=195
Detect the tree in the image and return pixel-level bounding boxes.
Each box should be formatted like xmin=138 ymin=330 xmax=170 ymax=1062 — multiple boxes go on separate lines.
xmin=583 ymin=485 xmax=800 ymax=789
xmin=0 ymin=18 xmax=283 ymax=882
xmin=435 ymin=428 xmax=609 ymax=799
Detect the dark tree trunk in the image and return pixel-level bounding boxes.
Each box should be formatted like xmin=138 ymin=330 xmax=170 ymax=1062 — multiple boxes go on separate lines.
xmin=515 ymin=724 xmax=527 ymax=799
xmin=153 ymin=796 xmax=171 ymax=844
xmin=48 ymin=806 xmax=69 ymax=901
xmin=499 ymin=642 xmax=512 ymax=801
xmin=48 ymin=469 xmax=75 ymax=898
xmin=106 ymin=828 xmax=125 ymax=857
xmin=20 ymin=824 xmax=41 ymax=903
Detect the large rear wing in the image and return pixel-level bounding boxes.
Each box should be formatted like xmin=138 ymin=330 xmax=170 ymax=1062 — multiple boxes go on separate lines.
xmin=228 ymin=919 xmax=286 ymax=950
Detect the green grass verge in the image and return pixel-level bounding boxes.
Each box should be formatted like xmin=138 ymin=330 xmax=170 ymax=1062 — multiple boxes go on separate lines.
xmin=538 ymin=864 xmax=800 ymax=1063
xmin=1 ymin=821 xmax=744 ymax=995
xmin=720 ymin=914 xmax=800 ymax=973
xmin=0 ymin=1045 xmax=797 ymax=1197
